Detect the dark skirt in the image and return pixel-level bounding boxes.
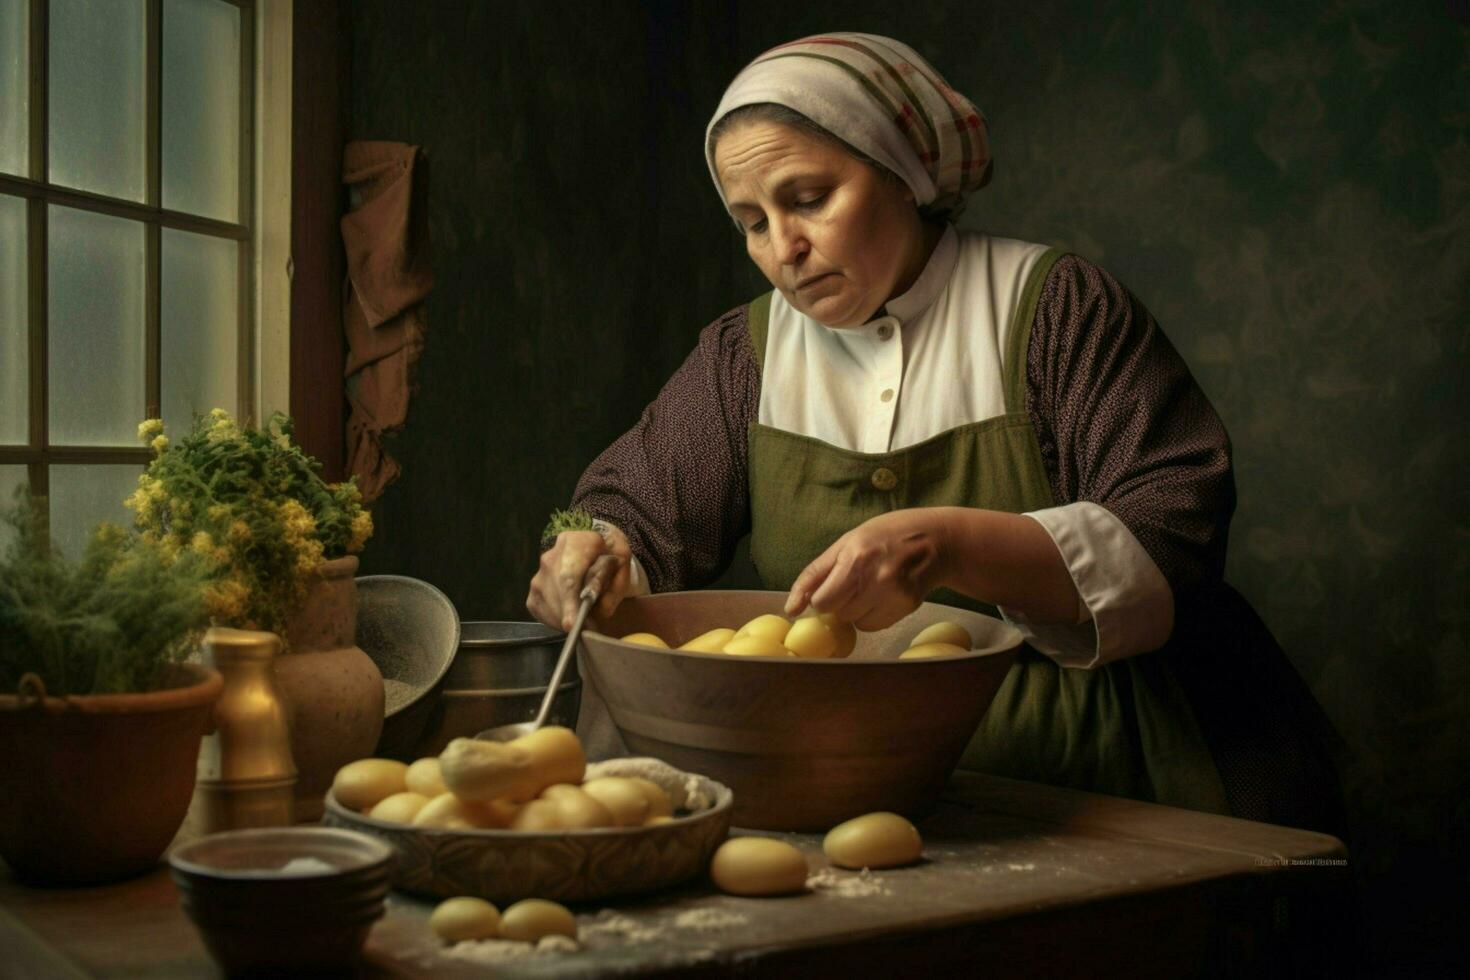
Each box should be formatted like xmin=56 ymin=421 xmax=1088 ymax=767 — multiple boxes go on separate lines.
xmin=1163 ymin=582 xmax=1350 ymax=841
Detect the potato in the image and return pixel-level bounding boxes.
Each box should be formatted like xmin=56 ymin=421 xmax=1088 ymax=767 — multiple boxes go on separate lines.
xmin=331 ymin=758 xmax=408 ymax=812
xmin=627 ymin=777 xmax=673 ymax=819
xmin=678 ymin=627 xmax=737 ymax=653
xmin=580 ymin=777 xmax=651 ymax=827
xmin=819 ymin=612 xmax=858 ymax=659
xmin=898 ymin=642 xmax=968 ymax=660
xmin=823 ymin=812 xmax=923 ymax=869
xmin=508 ymin=726 xmax=586 ymax=801
xmin=405 ymin=757 xmax=447 ymax=798
xmin=910 ymin=621 xmax=972 ymax=650
xmin=620 ymin=632 xmax=668 ymax=648
xmin=412 ymin=793 xmax=491 ymax=829
xmin=439 ymin=738 xmax=532 ymax=802
xmin=709 ymin=837 xmax=809 ymax=896
xmin=539 ymin=784 xmax=616 ymax=828
xmin=784 ymin=615 xmax=839 ymax=659
xmin=429 ymin=896 xmax=501 ymax=942
xmin=368 ymin=791 xmax=432 ymax=825
xmin=722 ymin=634 xmax=788 ymax=657
xmin=734 ymin=613 xmax=792 ymax=645
xmin=498 ymin=898 xmax=577 ymax=942
xmin=479 ymin=798 xmax=522 ymax=829
xmin=510 ymin=798 xmax=567 ymax=831
xmin=644 ymin=815 xmax=675 ymax=826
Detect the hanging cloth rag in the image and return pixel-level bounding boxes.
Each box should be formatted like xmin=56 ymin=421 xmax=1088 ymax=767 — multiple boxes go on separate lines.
xmin=341 ymin=140 xmax=433 ymax=501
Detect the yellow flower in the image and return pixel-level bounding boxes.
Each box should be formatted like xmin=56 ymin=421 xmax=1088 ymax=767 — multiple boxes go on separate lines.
xmin=137 ymin=419 xmax=164 ymax=442
xmin=292 ymin=537 xmax=325 ymax=576
xmin=206 ymin=409 xmax=239 ymax=442
xmin=278 ymin=499 xmax=317 ymax=544
xmin=204 ymin=578 xmax=251 ymax=624
xmin=191 ymin=531 xmax=215 ymax=555
xmin=150 ymin=434 xmax=168 ymax=454
xmin=346 ymin=510 xmax=374 ymax=552
xmin=226 ymin=520 xmax=252 ymax=545
xmin=208 ymin=504 xmax=231 ymax=522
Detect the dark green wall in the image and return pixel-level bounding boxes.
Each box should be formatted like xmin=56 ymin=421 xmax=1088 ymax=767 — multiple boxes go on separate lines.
xmin=349 ymin=1 xmax=1468 ymax=972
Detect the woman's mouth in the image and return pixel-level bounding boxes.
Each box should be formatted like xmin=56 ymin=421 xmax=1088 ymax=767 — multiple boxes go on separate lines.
xmin=795 ymin=273 xmax=836 ymax=290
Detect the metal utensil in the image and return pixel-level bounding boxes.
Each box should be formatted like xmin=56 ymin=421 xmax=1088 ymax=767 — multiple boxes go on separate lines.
xmin=477 ymin=554 xmax=619 ymax=743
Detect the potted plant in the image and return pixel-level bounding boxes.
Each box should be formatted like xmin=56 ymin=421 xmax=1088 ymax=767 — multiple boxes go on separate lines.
xmin=127 ymin=410 xmax=380 ymax=820
xmin=0 ymin=493 xmax=221 ymax=885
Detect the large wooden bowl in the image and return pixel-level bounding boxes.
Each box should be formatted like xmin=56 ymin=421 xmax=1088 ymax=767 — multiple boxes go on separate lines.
xmin=579 ymin=592 xmax=1021 ymax=831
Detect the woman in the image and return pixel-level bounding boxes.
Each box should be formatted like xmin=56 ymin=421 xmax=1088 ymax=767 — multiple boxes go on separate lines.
xmin=527 ymin=33 xmax=1345 ymax=835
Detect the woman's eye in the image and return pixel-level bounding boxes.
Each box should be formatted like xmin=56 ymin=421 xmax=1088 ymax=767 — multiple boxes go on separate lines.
xmin=795 ymin=193 xmax=828 ymax=210
xmin=747 ymin=218 xmax=768 ymax=235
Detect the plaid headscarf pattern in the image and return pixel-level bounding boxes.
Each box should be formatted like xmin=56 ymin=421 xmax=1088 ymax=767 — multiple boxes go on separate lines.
xmin=705 ymin=33 xmax=991 ymax=218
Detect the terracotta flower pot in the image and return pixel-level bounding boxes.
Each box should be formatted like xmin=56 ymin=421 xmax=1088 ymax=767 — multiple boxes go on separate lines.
xmin=0 ymin=663 xmax=223 ymax=886
xmin=277 ymin=555 xmax=384 ymax=822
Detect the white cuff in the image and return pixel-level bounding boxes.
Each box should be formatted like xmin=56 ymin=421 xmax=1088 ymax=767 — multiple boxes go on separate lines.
xmin=591 ymin=519 xmax=651 ymax=597
xmin=997 ymin=502 xmax=1174 ymax=670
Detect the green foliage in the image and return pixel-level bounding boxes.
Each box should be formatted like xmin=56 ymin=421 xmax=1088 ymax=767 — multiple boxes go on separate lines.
xmin=541 ymin=508 xmax=597 ymax=548
xmin=0 ymin=490 xmax=211 ymax=696
xmin=127 ymin=410 xmax=374 ymax=637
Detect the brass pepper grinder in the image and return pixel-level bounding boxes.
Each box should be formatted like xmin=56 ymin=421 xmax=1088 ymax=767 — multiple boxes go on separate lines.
xmin=193 ymin=627 xmax=298 ymax=831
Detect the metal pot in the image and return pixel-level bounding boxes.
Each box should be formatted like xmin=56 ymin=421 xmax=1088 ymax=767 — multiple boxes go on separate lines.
xmin=444 ymin=621 xmax=572 ymax=689
xmin=408 ymin=621 xmax=582 ymax=756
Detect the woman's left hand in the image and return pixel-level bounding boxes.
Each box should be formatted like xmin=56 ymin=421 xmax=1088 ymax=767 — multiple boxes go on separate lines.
xmin=784 ymin=510 xmax=949 ymax=631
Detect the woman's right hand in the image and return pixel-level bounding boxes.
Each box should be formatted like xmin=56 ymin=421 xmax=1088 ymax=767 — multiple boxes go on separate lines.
xmin=526 ymin=527 xmax=633 ymax=632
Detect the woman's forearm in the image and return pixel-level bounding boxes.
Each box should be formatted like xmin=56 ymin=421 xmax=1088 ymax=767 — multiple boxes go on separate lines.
xmin=930 ymin=506 xmax=1081 ymax=624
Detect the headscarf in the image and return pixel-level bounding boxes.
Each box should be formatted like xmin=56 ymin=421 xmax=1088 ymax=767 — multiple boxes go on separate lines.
xmin=705 ymin=33 xmax=991 ymax=219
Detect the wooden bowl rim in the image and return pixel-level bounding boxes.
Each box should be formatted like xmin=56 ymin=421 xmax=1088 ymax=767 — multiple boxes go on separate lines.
xmin=322 ymin=775 xmax=733 ymax=840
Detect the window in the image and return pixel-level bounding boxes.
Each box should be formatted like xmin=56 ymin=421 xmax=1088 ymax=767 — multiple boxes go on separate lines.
xmin=0 ymin=0 xmax=254 ymax=557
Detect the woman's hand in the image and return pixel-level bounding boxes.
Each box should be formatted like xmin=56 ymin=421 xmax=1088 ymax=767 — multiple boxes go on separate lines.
xmin=526 ymin=527 xmax=633 ymax=631
xmin=784 ymin=510 xmax=949 ymax=631
xmin=786 ymin=507 xmax=1084 ymax=631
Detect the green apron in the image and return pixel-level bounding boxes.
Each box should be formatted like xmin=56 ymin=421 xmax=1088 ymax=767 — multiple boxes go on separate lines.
xmin=744 ymin=252 xmax=1231 ymax=814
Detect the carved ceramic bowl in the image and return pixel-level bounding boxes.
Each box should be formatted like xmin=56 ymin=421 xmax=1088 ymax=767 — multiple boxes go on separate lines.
xmin=320 ymin=773 xmax=732 ymax=905
xmin=579 ymin=591 xmax=1023 ymax=831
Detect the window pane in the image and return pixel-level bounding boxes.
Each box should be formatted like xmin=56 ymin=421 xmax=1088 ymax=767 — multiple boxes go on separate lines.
xmin=48 ymin=206 xmax=145 ymax=446
xmin=0 ymin=194 xmax=24 ymax=444
xmin=162 ymin=0 xmax=240 ymax=221
xmin=161 ymin=228 xmax=237 ymax=434
xmin=0 ymin=464 xmax=28 ymax=551
xmin=0 ymin=0 xmax=26 ymax=176
xmin=48 ymin=463 xmax=139 ymax=559
xmin=48 ymin=0 xmax=146 ymax=201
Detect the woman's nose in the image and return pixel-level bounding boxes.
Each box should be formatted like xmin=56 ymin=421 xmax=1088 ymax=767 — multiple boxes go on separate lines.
xmin=770 ymin=217 xmax=809 ymax=265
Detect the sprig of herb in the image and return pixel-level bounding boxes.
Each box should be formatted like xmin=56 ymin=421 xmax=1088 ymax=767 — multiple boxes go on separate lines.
xmin=541 ymin=508 xmax=597 ymax=549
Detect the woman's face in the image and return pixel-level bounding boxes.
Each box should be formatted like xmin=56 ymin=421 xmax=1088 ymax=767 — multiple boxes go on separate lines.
xmin=714 ymin=120 xmax=928 ymax=328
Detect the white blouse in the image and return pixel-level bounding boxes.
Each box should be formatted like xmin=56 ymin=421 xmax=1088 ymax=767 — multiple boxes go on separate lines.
xmin=623 ymin=227 xmax=1174 ymax=670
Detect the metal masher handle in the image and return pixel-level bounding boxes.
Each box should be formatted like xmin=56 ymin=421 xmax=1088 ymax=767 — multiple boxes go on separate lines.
xmin=531 ymin=553 xmax=620 ymax=731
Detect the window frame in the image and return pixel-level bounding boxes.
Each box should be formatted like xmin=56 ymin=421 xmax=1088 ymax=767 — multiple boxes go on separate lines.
xmin=0 ymin=0 xmax=257 ymax=502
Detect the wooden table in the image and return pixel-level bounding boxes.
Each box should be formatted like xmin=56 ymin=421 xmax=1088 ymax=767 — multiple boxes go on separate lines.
xmin=0 ymin=773 xmax=1356 ymax=979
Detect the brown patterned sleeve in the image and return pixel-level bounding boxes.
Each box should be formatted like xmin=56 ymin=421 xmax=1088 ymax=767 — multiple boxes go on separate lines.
xmin=1026 ymin=255 xmax=1236 ymax=594
xmin=571 ymin=305 xmax=759 ymax=593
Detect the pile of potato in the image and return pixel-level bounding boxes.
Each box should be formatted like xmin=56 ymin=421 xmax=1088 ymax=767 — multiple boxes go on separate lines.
xmin=621 ymin=615 xmax=976 ymax=661
xmin=331 ymin=726 xmax=674 ymax=831
xmin=621 ymin=611 xmax=857 ymax=658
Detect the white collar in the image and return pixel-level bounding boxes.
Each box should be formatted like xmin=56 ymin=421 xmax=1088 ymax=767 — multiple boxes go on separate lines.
xmin=882 ymin=223 xmax=958 ymax=325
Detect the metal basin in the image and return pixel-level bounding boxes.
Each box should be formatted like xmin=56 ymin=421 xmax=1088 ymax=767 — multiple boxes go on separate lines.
xmin=579 ymin=591 xmax=1021 ymax=831
xmin=447 ymin=621 xmax=571 ymax=689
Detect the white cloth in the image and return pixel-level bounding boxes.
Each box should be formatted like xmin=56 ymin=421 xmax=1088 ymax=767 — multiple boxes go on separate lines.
xmin=704 ymin=33 xmax=994 ymax=216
